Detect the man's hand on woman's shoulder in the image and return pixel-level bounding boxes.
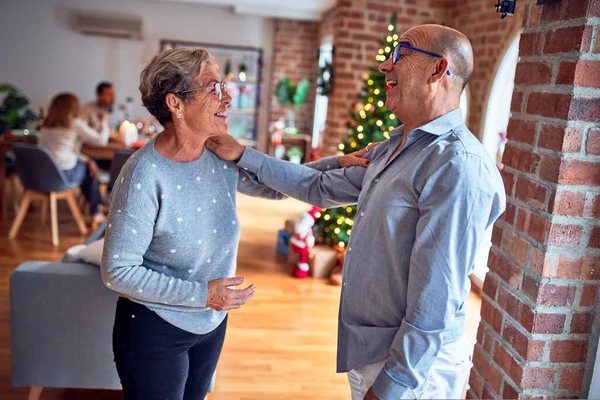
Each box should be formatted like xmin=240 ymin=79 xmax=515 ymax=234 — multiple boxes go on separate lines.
xmin=206 ymin=135 xmax=245 ymax=162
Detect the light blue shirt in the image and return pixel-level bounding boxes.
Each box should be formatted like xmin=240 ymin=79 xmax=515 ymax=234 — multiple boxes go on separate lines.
xmin=237 ymin=109 xmax=506 ymax=399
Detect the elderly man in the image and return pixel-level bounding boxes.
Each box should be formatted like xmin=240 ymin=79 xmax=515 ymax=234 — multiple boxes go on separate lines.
xmin=207 ymin=24 xmax=506 ymax=400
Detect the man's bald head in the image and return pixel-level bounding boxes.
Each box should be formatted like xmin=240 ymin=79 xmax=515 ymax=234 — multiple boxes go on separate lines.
xmin=402 ymin=25 xmax=473 ymax=92
xmin=379 ymin=24 xmax=474 ymax=124
xmin=429 ymin=26 xmax=474 ymax=91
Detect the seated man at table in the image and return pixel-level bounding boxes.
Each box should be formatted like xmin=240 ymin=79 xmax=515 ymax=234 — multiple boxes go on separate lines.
xmin=40 ymin=92 xmax=109 ymax=226
xmin=81 ymin=81 xmax=122 ymax=132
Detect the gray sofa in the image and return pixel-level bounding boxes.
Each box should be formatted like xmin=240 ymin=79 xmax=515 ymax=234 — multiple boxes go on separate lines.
xmin=10 ymin=260 xmax=121 ymax=399
xmin=10 ymin=224 xmax=215 ymax=399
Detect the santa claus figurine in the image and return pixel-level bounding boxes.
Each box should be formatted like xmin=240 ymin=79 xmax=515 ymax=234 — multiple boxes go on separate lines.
xmin=289 ymin=206 xmax=320 ymax=278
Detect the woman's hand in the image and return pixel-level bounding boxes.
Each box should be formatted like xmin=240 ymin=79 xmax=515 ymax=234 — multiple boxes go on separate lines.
xmin=338 ymin=142 xmax=381 ymax=168
xmin=206 ymin=135 xmax=245 ymax=162
xmin=87 ymin=159 xmax=100 ymax=181
xmin=207 ymin=277 xmax=255 ymax=311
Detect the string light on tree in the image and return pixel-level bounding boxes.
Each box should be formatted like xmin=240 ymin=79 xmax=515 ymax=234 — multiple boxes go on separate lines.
xmin=314 ymin=12 xmax=400 ymax=248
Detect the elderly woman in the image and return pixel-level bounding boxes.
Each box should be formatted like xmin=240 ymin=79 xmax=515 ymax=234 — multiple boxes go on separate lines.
xmin=101 ymin=48 xmax=368 ymax=400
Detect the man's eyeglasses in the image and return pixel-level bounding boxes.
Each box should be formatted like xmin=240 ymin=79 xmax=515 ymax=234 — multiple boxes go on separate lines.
xmin=391 ymin=44 xmax=451 ymax=76
xmin=177 ymin=81 xmax=228 ymax=100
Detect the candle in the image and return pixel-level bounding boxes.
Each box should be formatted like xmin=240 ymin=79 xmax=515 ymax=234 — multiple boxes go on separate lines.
xmin=119 ymin=120 xmax=139 ymax=146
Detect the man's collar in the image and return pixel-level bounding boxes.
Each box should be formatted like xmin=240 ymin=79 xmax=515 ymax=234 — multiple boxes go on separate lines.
xmin=96 ymin=102 xmax=113 ymax=113
xmin=418 ymin=109 xmax=464 ymax=135
xmin=390 ymin=109 xmax=464 ymax=138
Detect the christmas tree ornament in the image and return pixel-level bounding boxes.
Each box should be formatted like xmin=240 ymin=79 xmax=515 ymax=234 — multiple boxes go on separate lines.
xmin=290 ymin=207 xmax=321 ymax=278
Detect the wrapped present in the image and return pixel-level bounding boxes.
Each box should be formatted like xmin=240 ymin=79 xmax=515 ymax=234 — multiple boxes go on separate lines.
xmin=284 ymin=219 xmax=295 ymax=234
xmin=329 ymin=249 xmax=346 ymax=286
xmin=309 ymin=245 xmax=338 ymax=279
xmin=277 ymin=229 xmax=291 ymax=256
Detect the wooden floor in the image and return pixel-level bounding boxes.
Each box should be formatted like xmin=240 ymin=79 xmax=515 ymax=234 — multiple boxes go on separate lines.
xmin=0 ymin=195 xmax=481 ymax=399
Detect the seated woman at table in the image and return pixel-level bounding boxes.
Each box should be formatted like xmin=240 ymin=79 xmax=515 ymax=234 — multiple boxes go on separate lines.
xmin=40 ymin=92 xmax=109 ymax=225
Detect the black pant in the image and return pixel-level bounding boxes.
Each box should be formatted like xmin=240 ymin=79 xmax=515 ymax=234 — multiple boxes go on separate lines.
xmin=113 ymin=298 xmax=227 ymax=400
xmin=63 ymin=161 xmax=102 ymax=215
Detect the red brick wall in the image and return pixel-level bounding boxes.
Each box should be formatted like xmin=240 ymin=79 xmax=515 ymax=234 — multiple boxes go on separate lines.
xmin=447 ymin=0 xmax=525 ymax=138
xmin=269 ymin=19 xmax=320 ymax=137
xmin=320 ymin=0 xmax=447 ymax=155
xmin=470 ymin=0 xmax=600 ymax=398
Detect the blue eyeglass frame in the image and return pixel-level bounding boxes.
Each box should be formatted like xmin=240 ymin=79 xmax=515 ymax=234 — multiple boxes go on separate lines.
xmin=392 ymin=44 xmax=451 ymax=76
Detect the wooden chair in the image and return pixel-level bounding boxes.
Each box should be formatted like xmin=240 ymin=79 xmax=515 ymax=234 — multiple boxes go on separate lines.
xmin=8 ymin=144 xmax=87 ymax=246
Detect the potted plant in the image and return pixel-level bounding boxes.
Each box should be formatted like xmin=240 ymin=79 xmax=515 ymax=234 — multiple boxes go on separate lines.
xmin=0 ymin=84 xmax=37 ymax=134
xmin=286 ymin=146 xmax=303 ymax=164
xmin=275 ymin=77 xmax=310 ymax=130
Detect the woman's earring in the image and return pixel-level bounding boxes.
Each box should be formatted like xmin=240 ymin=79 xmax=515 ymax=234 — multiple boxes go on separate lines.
xmin=178 ymin=112 xmax=183 ymax=119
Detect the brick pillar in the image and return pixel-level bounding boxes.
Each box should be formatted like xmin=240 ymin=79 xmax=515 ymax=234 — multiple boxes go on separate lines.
xmin=470 ymin=1 xmax=600 ymax=399
xmin=269 ymin=19 xmax=320 ymax=136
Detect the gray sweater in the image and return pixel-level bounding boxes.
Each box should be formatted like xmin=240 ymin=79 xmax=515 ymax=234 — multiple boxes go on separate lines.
xmin=101 ymin=136 xmax=337 ymax=334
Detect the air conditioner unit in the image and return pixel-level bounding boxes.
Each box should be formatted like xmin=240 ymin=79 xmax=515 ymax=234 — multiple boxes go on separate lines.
xmin=73 ymin=12 xmax=143 ymax=40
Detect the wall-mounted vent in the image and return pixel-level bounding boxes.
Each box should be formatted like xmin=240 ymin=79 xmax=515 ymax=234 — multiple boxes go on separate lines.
xmin=73 ymin=12 xmax=143 ymax=40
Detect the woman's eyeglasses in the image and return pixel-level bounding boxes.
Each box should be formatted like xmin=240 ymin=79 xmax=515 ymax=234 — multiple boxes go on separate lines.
xmin=391 ymin=44 xmax=451 ymax=76
xmin=176 ymin=81 xmax=228 ymax=100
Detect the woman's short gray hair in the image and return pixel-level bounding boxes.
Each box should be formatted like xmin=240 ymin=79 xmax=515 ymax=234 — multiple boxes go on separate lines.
xmin=139 ymin=48 xmax=214 ymax=125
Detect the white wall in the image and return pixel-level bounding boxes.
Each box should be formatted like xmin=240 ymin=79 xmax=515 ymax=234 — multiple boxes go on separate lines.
xmin=0 ymin=0 xmax=273 ymax=125
xmin=590 ymin=334 xmax=600 ymax=399
xmin=481 ymin=35 xmax=520 ymax=161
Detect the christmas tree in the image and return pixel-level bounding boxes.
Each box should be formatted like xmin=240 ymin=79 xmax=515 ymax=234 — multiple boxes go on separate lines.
xmin=315 ymin=13 xmax=400 ymax=249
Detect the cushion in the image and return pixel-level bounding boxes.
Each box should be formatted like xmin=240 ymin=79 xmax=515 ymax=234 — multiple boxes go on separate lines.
xmin=64 ymin=238 xmax=104 ymax=266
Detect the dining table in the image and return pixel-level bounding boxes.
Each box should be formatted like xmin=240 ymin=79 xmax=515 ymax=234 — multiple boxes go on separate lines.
xmin=0 ymin=135 xmax=138 ymax=220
